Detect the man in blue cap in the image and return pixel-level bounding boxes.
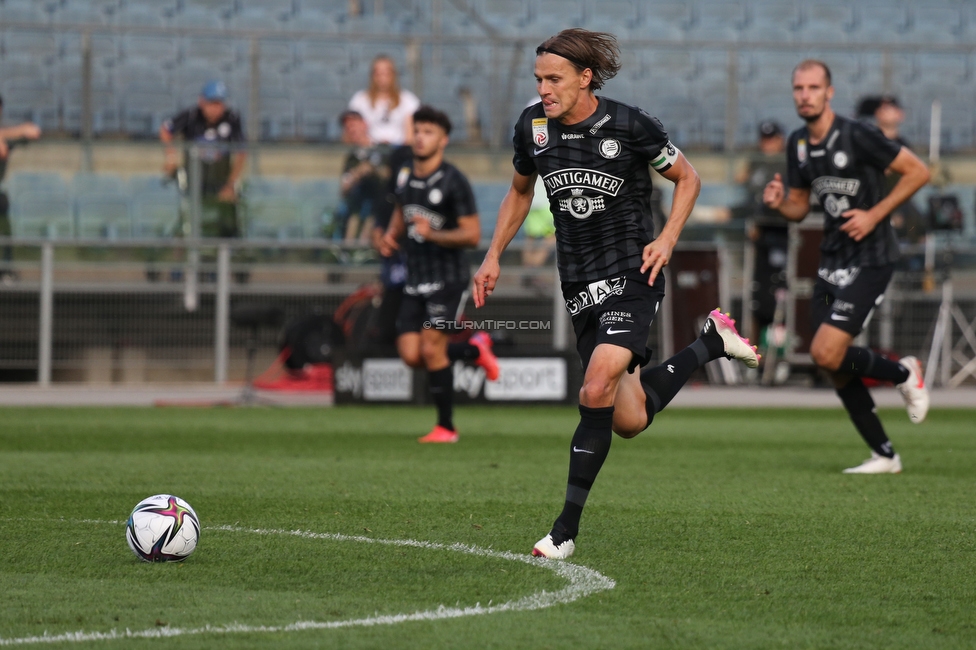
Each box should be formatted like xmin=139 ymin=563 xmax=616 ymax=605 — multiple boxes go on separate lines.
xmin=160 ymin=80 xmax=246 ymax=238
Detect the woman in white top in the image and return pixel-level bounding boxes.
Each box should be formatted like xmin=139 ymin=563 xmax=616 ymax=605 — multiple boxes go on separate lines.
xmin=347 ymin=55 xmax=421 ymax=145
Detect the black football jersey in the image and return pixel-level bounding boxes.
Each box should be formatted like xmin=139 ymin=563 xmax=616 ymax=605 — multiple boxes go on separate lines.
xmin=393 ymin=161 xmax=477 ymax=289
xmin=786 ymin=114 xmax=903 ymax=269
xmin=513 ymin=97 xmax=677 ymax=283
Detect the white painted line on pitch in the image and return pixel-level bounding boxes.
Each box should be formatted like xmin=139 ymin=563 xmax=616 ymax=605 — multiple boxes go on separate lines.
xmin=0 ymin=520 xmax=615 ymax=646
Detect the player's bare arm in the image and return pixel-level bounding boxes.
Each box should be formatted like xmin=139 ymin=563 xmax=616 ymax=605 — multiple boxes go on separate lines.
xmin=378 ymin=205 xmax=406 ymax=256
xmin=840 ymin=147 xmax=930 ymax=242
xmin=641 ymin=152 xmax=700 ymax=285
xmin=472 ymin=171 xmax=536 ymax=307
xmin=416 ymin=214 xmax=480 ymax=248
xmin=219 ymin=150 xmax=247 ymax=202
xmin=763 ymin=172 xmax=810 ymax=222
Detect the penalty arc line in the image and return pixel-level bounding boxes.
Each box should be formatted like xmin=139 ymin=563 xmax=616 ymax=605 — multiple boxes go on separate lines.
xmin=0 ymin=520 xmax=615 ymax=646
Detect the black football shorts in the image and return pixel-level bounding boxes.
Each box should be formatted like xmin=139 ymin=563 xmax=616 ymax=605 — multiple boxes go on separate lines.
xmin=563 ymin=267 xmax=665 ymax=373
xmin=811 ymin=264 xmax=893 ymax=336
xmin=396 ymin=281 xmax=470 ymax=335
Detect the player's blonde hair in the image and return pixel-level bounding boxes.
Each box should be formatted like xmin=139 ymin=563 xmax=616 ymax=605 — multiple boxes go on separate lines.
xmin=536 ymin=28 xmax=621 ymax=91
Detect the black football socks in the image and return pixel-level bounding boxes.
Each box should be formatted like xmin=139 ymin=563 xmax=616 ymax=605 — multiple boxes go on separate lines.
xmin=428 ymin=366 xmax=455 ymax=431
xmin=837 ymin=377 xmax=895 ymax=458
xmin=551 ymin=404 xmax=614 ymax=544
xmin=640 ymin=330 xmax=725 ymax=425
xmin=839 ymin=347 xmax=910 ymax=384
xmin=448 ymin=342 xmax=480 ymax=362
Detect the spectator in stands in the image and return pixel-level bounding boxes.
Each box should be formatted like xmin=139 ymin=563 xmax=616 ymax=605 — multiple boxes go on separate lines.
xmin=736 ymin=120 xmax=789 ymax=346
xmin=336 ymin=110 xmax=389 ymax=243
xmin=0 ymin=94 xmax=42 ymax=283
xmin=347 ymin=55 xmax=421 ymax=146
xmin=160 ymin=80 xmax=246 ymax=238
xmin=857 ymin=95 xmax=926 ymax=247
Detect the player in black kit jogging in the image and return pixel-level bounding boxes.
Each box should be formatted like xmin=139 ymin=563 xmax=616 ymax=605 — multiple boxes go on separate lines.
xmin=379 ymin=106 xmax=499 ymax=444
xmin=764 ymin=60 xmax=930 ymax=475
xmin=472 ymin=29 xmax=759 ymax=559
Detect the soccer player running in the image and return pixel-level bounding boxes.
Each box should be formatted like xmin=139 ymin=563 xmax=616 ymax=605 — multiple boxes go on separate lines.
xmin=763 ymin=60 xmax=931 ymax=474
xmin=472 ymin=29 xmax=759 ymax=559
xmin=379 ymin=106 xmax=499 ymax=444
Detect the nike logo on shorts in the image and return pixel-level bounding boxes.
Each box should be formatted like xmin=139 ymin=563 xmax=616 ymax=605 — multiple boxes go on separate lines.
xmin=606 ymin=328 xmax=630 ymax=335
xmin=830 ymin=313 xmax=850 ymax=322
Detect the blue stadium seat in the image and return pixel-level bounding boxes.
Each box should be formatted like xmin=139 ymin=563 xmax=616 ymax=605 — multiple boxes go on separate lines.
xmin=853 ymin=3 xmax=910 ymax=42
xmin=294 ymin=178 xmax=340 ymax=238
xmin=73 ymin=172 xmax=126 ymax=196
xmin=0 ymin=0 xmax=45 ymax=22
xmin=242 ymin=177 xmax=306 ymax=240
xmin=10 ymin=192 xmax=76 ymax=239
xmin=689 ymin=2 xmax=748 ymax=42
xmin=740 ymin=1 xmax=799 ymax=42
xmin=76 ymin=194 xmax=133 ymax=240
xmin=634 ymin=1 xmax=693 ymax=40
xmin=129 ymin=176 xmax=182 ymax=238
xmin=908 ymin=5 xmax=964 ymax=44
xmin=796 ymin=2 xmax=855 ymax=43
xmin=6 ymin=172 xmax=70 ymax=196
xmin=583 ymin=0 xmax=638 ymax=36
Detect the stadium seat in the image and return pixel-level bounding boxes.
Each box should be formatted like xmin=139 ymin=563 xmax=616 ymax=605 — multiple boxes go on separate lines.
xmin=634 ymin=1 xmax=693 ymax=40
xmin=76 ymin=194 xmax=133 ymax=240
xmin=741 ymin=1 xmax=799 ymax=42
xmin=72 ymin=172 xmax=126 ymax=196
xmin=689 ymin=2 xmax=748 ymax=42
xmin=796 ymin=2 xmax=855 ymax=43
xmin=7 ymin=172 xmax=70 ymax=196
xmin=9 ymin=192 xmax=75 ymax=240
xmin=130 ymin=178 xmax=182 ymax=239
xmin=294 ymin=178 xmax=341 ymax=239
xmin=242 ymin=177 xmax=306 ymax=240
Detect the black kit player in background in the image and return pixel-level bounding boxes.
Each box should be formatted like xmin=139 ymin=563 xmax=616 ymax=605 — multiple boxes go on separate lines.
xmin=379 ymin=106 xmax=500 ymax=444
xmin=473 ymin=29 xmax=759 ymax=560
xmin=763 ymin=60 xmax=931 ymax=475
xmin=0 ymin=93 xmax=42 ymax=283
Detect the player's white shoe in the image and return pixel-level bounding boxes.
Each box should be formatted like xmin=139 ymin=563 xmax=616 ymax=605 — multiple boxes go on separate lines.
xmin=704 ymin=309 xmax=760 ymax=369
xmin=896 ymin=356 xmax=929 ymax=424
xmin=842 ymin=452 xmax=903 ymax=474
xmin=531 ymin=534 xmax=576 ymax=560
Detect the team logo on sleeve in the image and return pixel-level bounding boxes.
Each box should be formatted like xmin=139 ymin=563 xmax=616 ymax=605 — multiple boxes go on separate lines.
xmin=532 ymin=118 xmax=549 ymax=148
xmin=599 ymin=138 xmax=621 ymax=159
xmin=797 ymin=139 xmax=808 ymax=163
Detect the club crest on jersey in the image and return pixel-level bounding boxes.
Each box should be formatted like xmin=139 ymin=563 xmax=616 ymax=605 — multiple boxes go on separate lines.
xmin=797 ymin=138 xmax=807 ymax=163
xmin=833 ymin=151 xmax=849 ymax=168
xmin=558 ymin=192 xmax=606 ymax=219
xmin=428 ymin=188 xmax=443 ymax=205
xmin=532 ymin=118 xmax=549 ymax=148
xmin=599 ymin=138 xmax=621 ymax=159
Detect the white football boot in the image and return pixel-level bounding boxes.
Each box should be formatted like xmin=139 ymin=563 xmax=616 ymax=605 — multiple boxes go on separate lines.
xmin=896 ymin=356 xmax=929 ymax=424
xmin=704 ymin=309 xmax=760 ymax=369
xmin=843 ymin=452 xmax=903 ymax=474
xmin=532 ymin=533 xmax=576 ymax=560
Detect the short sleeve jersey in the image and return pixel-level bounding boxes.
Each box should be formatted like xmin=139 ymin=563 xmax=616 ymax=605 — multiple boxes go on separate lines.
xmin=393 ymin=161 xmax=477 ymax=289
xmin=348 ymin=89 xmax=421 ymax=145
xmin=512 ymin=97 xmax=677 ymax=283
xmin=786 ymin=114 xmax=902 ymax=269
xmin=163 ymin=107 xmax=244 ymax=195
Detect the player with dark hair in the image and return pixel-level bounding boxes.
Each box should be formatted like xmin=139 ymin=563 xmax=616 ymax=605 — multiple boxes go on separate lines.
xmin=379 ymin=105 xmax=499 ymax=444
xmin=473 ymin=28 xmax=759 ymax=559
xmin=763 ymin=60 xmax=931 ymax=474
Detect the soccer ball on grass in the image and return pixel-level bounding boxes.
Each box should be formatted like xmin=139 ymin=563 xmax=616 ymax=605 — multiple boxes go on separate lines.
xmin=125 ymin=494 xmax=200 ymax=562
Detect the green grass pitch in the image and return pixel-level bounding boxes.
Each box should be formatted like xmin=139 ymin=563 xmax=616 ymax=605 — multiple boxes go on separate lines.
xmin=1 ymin=404 xmax=975 ymax=649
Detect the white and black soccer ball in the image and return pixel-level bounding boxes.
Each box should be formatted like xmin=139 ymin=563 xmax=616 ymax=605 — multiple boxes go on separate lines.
xmin=125 ymin=494 xmax=200 ymax=562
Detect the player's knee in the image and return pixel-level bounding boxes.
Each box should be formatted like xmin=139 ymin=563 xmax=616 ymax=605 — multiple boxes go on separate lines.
xmin=810 ymin=341 xmax=841 ymax=371
xmin=420 ymin=341 xmax=446 ymax=367
xmin=579 ymin=378 xmax=615 ymax=407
